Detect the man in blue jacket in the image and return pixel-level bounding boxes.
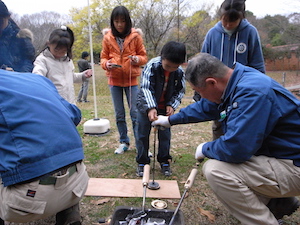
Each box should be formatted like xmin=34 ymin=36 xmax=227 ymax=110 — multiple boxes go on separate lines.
xmin=0 ymin=69 xmax=89 ymax=224
xmin=152 ymin=53 xmax=300 ymax=224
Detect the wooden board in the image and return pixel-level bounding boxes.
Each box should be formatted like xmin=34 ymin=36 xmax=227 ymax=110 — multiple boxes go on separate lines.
xmin=85 ymin=178 xmax=181 ymax=199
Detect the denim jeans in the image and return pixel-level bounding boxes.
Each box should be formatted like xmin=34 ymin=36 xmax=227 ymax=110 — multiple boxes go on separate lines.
xmin=135 ymin=109 xmax=171 ymax=164
xmin=109 ymin=85 xmax=138 ymax=145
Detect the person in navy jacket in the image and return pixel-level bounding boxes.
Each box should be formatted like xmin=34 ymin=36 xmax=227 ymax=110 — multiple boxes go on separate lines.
xmin=0 ymin=1 xmax=35 ymax=72
xmin=152 ymin=53 xmax=300 ymax=225
xmin=0 ymin=69 xmax=89 ymax=225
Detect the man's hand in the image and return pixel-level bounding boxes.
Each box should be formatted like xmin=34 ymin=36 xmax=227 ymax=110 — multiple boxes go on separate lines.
xmin=195 ymin=142 xmax=207 ymax=161
xmin=151 ymin=115 xmax=171 ymax=128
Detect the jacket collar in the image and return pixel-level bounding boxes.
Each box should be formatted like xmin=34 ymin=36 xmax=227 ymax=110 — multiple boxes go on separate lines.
xmin=221 ymin=62 xmax=245 ymax=104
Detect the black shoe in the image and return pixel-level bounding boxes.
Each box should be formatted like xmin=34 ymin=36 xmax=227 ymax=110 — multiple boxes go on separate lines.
xmin=77 ymin=99 xmax=82 ymax=103
xmin=160 ymin=163 xmax=172 ymax=176
xmin=55 ymin=203 xmax=81 ymax=225
xmin=267 ymin=197 xmax=300 ymax=219
xmin=136 ymin=164 xmax=145 ymax=177
xmin=83 ymin=100 xmax=90 ymax=102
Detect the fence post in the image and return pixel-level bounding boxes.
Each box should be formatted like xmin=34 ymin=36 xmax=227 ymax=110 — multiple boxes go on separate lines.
xmin=282 ymin=72 xmax=286 ymax=87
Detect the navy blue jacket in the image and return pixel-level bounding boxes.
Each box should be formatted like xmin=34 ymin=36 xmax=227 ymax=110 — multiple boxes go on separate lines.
xmin=170 ymin=63 xmax=300 ymax=166
xmin=0 ymin=70 xmax=84 ymax=186
xmin=0 ymin=19 xmax=35 ymax=72
xmin=136 ymin=56 xmax=185 ymax=114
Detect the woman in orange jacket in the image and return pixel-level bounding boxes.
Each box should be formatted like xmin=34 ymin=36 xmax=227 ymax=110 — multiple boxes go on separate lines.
xmin=100 ymin=5 xmax=147 ymax=154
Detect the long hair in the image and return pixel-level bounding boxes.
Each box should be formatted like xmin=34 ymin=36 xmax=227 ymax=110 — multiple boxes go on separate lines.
xmin=110 ymin=6 xmax=132 ymax=38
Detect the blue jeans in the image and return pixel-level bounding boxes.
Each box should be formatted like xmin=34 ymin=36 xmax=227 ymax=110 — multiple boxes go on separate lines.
xmin=135 ymin=109 xmax=171 ymax=164
xmin=109 ymin=85 xmax=138 ymax=145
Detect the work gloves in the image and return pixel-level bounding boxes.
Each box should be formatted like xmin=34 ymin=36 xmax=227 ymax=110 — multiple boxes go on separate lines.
xmin=152 ymin=115 xmax=207 ymax=162
xmin=195 ymin=142 xmax=207 ymax=161
xmin=151 ymin=115 xmax=171 ymax=128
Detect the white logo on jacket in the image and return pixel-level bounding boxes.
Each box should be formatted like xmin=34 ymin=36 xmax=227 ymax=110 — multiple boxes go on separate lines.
xmin=237 ymin=43 xmax=247 ymax=54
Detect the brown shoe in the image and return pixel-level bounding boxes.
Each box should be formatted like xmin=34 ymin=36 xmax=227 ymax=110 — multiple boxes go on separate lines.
xmin=267 ymin=197 xmax=300 ymax=219
xmin=55 ymin=203 xmax=82 ymax=225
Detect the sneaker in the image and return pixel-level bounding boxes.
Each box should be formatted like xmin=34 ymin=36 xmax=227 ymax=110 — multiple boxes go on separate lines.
xmin=136 ymin=164 xmax=145 ymax=177
xmin=267 ymin=197 xmax=300 ymax=219
xmin=148 ymin=151 xmax=153 ymax=157
xmin=161 ymin=163 xmax=172 ymax=176
xmin=114 ymin=143 xmax=129 ymax=154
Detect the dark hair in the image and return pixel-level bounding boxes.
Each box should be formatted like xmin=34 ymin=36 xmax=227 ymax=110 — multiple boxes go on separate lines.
xmin=110 ymin=6 xmax=132 ymax=38
xmin=46 ymin=25 xmax=75 ymax=59
xmin=0 ymin=1 xmax=10 ymax=18
xmin=218 ymin=0 xmax=246 ymax=22
xmin=161 ymin=41 xmax=186 ymax=64
xmin=81 ymin=51 xmax=89 ymax=58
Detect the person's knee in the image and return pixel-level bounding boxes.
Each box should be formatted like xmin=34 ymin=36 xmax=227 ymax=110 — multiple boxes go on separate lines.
xmin=202 ymin=159 xmax=227 ymax=184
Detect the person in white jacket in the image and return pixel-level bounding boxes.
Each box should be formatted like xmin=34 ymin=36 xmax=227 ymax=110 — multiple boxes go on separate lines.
xmin=33 ymin=26 xmax=92 ymax=104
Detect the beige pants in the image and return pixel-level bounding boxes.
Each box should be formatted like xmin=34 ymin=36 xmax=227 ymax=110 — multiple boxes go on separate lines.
xmin=0 ymin=162 xmax=89 ymax=223
xmin=202 ymin=156 xmax=300 ymax=225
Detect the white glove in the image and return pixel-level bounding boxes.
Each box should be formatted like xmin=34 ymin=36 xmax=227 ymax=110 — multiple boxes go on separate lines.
xmin=195 ymin=142 xmax=207 ymax=160
xmin=151 ymin=115 xmax=171 ymax=128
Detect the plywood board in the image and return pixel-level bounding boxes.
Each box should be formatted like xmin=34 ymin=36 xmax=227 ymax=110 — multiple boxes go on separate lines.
xmin=85 ymin=178 xmax=181 ymax=199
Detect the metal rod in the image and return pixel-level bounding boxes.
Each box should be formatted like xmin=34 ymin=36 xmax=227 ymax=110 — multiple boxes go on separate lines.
xmin=147 ymin=127 xmax=160 ymax=190
xmin=169 ymin=189 xmax=187 ymax=225
xmin=151 ymin=127 xmax=157 ymax=183
xmin=87 ymin=0 xmax=98 ymax=119
xmin=142 ymin=186 xmax=146 ymax=212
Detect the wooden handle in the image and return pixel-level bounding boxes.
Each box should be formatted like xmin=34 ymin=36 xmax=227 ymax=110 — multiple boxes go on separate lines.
xmin=184 ymin=168 xmax=198 ymax=189
xmin=142 ymin=164 xmax=150 ymax=186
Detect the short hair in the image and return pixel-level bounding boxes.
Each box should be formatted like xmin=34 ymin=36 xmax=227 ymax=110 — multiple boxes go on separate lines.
xmin=160 ymin=41 xmax=186 ymax=64
xmin=185 ymin=53 xmax=228 ymax=87
xmin=81 ymin=51 xmax=89 ymax=58
xmin=110 ymin=6 xmax=132 ymax=38
xmin=218 ymin=0 xmax=246 ymax=22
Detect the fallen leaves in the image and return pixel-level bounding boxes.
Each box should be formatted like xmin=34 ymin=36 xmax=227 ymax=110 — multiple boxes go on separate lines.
xmin=198 ymin=207 xmax=215 ymax=222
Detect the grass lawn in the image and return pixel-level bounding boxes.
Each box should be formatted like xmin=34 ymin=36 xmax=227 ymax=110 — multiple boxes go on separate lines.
xmin=7 ymin=66 xmax=300 ymax=225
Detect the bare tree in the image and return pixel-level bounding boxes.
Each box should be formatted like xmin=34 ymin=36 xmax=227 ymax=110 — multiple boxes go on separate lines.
xmin=12 ymin=12 xmax=71 ymax=56
xmin=135 ymin=0 xmax=179 ymax=57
